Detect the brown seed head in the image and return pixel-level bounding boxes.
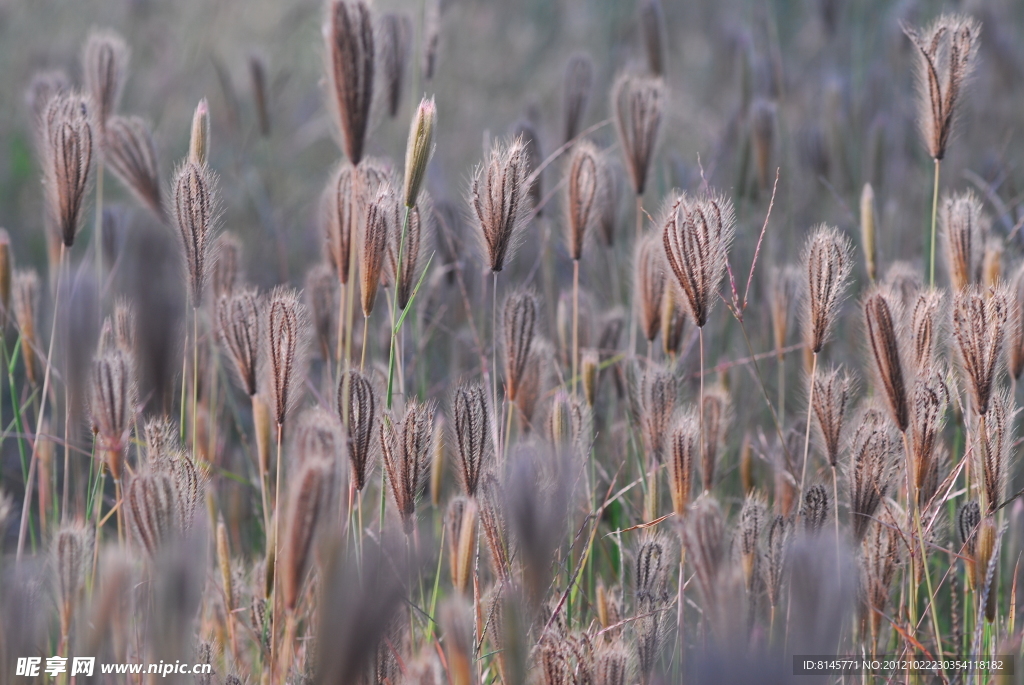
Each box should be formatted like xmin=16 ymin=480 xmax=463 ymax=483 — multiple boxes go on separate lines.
xmin=82 ymin=30 xmax=129 ymax=133
xmin=910 ymin=289 xmax=943 ymax=375
xmin=612 ymin=73 xmax=664 ymax=196
xmin=265 ymin=287 xmax=308 ymax=426
xmin=387 ymin=191 xmax=432 ymax=310
xmin=152 ymin=449 xmax=206 ymax=530
xmin=172 ymin=161 xmax=218 ymax=306
xmin=211 ymin=232 xmax=242 ymax=301
xmin=511 ymin=119 xmax=543 ymax=214
xmin=104 ymin=115 xmax=162 ymax=217
xmin=323 ymin=163 xmax=356 ymax=285
xmin=682 ymin=496 xmax=725 ymax=608
xmin=863 ymin=288 xmax=909 ymax=432
xmin=470 ymin=137 xmax=531 ymax=273
xmin=862 ymin=511 xmax=900 ymax=645
xmin=941 ymin=190 xmax=986 ymax=291
xmin=662 ymin=191 xmax=736 ymax=328
xmin=451 ymin=382 xmax=489 ymax=497
xmin=565 ymin=141 xmax=604 ymax=261
xmin=640 ymin=0 xmax=666 ymax=76
xmin=594 ymin=641 xmax=630 ymax=685
xmin=739 ymin=494 xmax=766 ymax=591
xmin=360 ymin=183 xmax=398 ymax=316
xmin=338 ymin=369 xmax=377 ymax=490
xmin=660 ymin=286 xmax=686 ymax=358
xmin=638 ymin=364 xmax=677 ymax=463
xmin=380 ymin=13 xmax=412 ymax=119
xmin=903 ymin=14 xmax=981 ymax=160
xmin=812 ymin=365 xmax=852 ymax=468
xmin=803 ymin=225 xmax=853 ymax=353
xmin=446 ymin=496 xmax=477 ymax=594
xmin=546 ymin=390 xmax=593 ymax=460
xmin=144 ymin=416 xmax=180 ymax=462
xmin=42 ymin=93 xmax=94 ymax=247
xmin=770 ymin=264 xmax=800 ymax=353
xmin=848 ymin=407 xmax=898 ymax=542
xmin=282 ymin=458 xmax=329 ymax=610
xmin=381 ymin=400 xmax=434 ymax=534
xmin=12 ymin=269 xmax=39 ymax=385
xmin=305 ymin=263 xmax=338 ymax=361
xmin=957 ymin=499 xmax=980 ymax=562
xmin=979 ymin=389 xmax=1014 ymax=514
xmin=763 ymin=514 xmax=789 ymax=608
xmin=124 ymin=471 xmax=181 ymax=557
xmin=503 ymin=290 xmax=538 ymax=403
xmin=952 ymin=284 xmax=1010 ymax=415
xmin=403 ymin=96 xmax=436 ymax=207
xmin=217 ymin=288 xmax=262 ymax=397
xmin=581 ymin=348 xmax=600 ymax=407
xmin=910 ymin=371 xmax=949 ymax=507
xmin=89 ymin=349 xmax=137 ymax=463
xmin=516 ymin=338 xmax=551 ymax=433
xmin=801 ymin=483 xmax=831 ymax=535
xmin=563 ymin=53 xmax=594 ymax=144
xmin=634 ymin=232 xmax=666 ymax=343
xmin=324 ymin=0 xmax=375 ymax=164
xmin=53 ymin=521 xmax=91 ymax=637
xmin=635 ymin=533 xmax=671 ymax=610
xmin=478 ymin=473 xmax=511 ymax=581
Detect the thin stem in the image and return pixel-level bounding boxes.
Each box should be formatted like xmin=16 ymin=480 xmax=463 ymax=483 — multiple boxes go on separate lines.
xmin=798 ymin=352 xmax=818 ymax=502
xmin=698 ymin=327 xmax=705 ymax=490
xmin=95 ymin=158 xmax=105 ymax=288
xmin=572 ymin=259 xmax=579 ymax=397
xmin=360 ymin=314 xmax=369 ymax=372
xmin=336 ymin=282 xmax=346 ymax=370
xmin=17 ymin=243 xmax=66 ymax=560
xmin=928 ymin=159 xmax=940 ymax=288
xmin=627 ymin=194 xmax=642 ymax=357
xmin=491 ymin=271 xmax=500 ymax=459
xmin=114 ymin=476 xmax=124 ymax=547
xmin=386 ymin=206 xmax=411 ymax=409
xmin=269 ymin=422 xmax=284 ymax=677
xmin=192 ymin=306 xmax=199 ymax=461
xmin=252 ymin=394 xmax=272 ymax=538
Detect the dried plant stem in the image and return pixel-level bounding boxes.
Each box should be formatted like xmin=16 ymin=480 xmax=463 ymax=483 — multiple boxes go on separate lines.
xmin=17 ymin=243 xmax=65 ymax=560
xmin=491 ymin=272 xmax=500 ymax=458
xmin=386 ymin=206 xmax=411 ymax=409
xmin=798 ymin=352 xmax=818 ymax=500
xmin=340 ymin=182 xmax=360 ymax=429
xmin=699 ymin=327 xmax=705 ymax=491
xmin=504 ymin=400 xmax=515 ymax=461
xmin=777 ymin=351 xmax=786 ymax=426
xmin=928 ymin=159 xmax=941 ymax=287
xmin=269 ymin=421 xmax=284 ymax=679
xmin=192 ymin=306 xmax=199 ymax=464
xmin=572 ymin=259 xmax=579 ymax=396
xmin=114 ymin=476 xmax=124 ymax=546
xmin=253 ymin=395 xmax=271 ymax=536
xmin=677 ymin=547 xmax=687 ymax=660
xmin=360 ymin=314 xmax=369 ymax=371
xmin=336 ymin=283 xmax=346 ymax=373
xmin=277 ymin=612 xmax=297 ymax=685
xmin=628 ymin=194 xmax=643 ymax=356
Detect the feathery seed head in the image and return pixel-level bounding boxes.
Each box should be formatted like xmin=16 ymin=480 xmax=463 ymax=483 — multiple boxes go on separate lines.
xmin=282 ymin=458 xmax=330 ymax=610
xmin=389 ymin=191 xmax=432 ymax=310
xmin=53 ymin=521 xmax=91 ymax=637
xmin=338 ymin=369 xmax=377 ymax=490
xmin=144 ymin=416 xmax=180 ymax=462
xmin=563 ymin=53 xmax=594 ymax=144
xmin=661 ymin=191 xmax=736 ymax=328
xmin=381 ymin=400 xmax=434 ymax=534
xmin=217 ymin=288 xmax=262 ymax=397
xmin=910 ymin=371 xmax=949 ymax=507
xmin=803 ymin=225 xmax=853 ymax=353
xmin=305 ymin=263 xmax=338 ymax=361
xmin=637 ymin=364 xmax=677 ymax=462
xmin=635 ymin=232 xmax=667 ymax=343
xmin=770 ymin=264 xmax=800 ymax=352
xmin=360 ymin=182 xmax=398 ymax=316
xmin=941 ymin=190 xmax=986 ymax=291
xmin=477 ymin=473 xmax=510 ymax=581
xmin=863 ymin=288 xmax=909 ymax=432
xmin=683 ymin=496 xmax=725 ymax=608
xmin=910 ymin=289 xmax=943 ymax=375
xmin=89 ymin=348 xmax=137 ymax=472
xmin=581 ymin=348 xmax=600 ymax=407
xmin=125 ymin=471 xmax=181 ymax=557
xmin=952 ymin=284 xmax=1009 ymax=416
xmin=451 ymin=382 xmax=489 ymax=497
xmin=801 ymin=484 xmax=831 ymax=535
xmin=594 ymin=641 xmax=630 ymax=685
xmin=504 ymin=290 xmax=539 ymax=403
xmin=848 ymin=407 xmax=898 ymax=542
xmin=565 ymin=140 xmax=604 ymax=261
xmin=739 ymin=494 xmax=767 ymax=591
xmin=635 ymin=533 xmax=671 ymax=609
xmin=978 ymin=388 xmax=1015 ymax=514
xmin=511 ymin=119 xmax=543 ymax=214
xmin=957 ymin=499 xmax=980 ymax=562
xmin=612 ymin=73 xmax=664 ymax=196
xmin=324 ymin=1 xmax=375 ymax=164
xmin=763 ymin=514 xmax=789 ymax=608
xmin=265 ymin=287 xmax=308 ymax=426
xmin=172 ymin=160 xmax=218 ymax=305
xmin=862 ymin=511 xmax=901 ymax=646
xmin=812 ymin=365 xmax=852 ymax=468
xmin=104 ymin=115 xmax=162 ymax=217
xmin=403 ymin=96 xmax=436 ymax=207
xmin=42 ymin=93 xmax=94 ymax=247
xmin=700 ymin=386 xmax=730 ymax=491
xmin=324 ymin=163 xmax=356 ymax=285
xmin=12 ymin=269 xmax=39 ymax=385
xmin=596 ymin=161 xmax=621 ymax=247
xmin=381 ymin=13 xmax=412 ymax=120
xmin=903 ymin=14 xmax=981 ymax=160
xmin=82 ymin=30 xmax=129 ymax=133
xmin=470 ymin=136 xmax=531 ymax=273
xmin=211 ymin=232 xmax=242 ymax=301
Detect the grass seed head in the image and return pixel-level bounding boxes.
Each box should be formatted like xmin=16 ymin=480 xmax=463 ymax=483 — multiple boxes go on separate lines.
xmin=82 ymin=30 xmax=129 ymax=134
xmin=470 ymin=136 xmax=531 ymax=273
xmin=504 ymin=290 xmax=539 ymax=403
xmin=338 ymin=369 xmax=377 ymax=491
xmin=612 ymin=73 xmax=664 ymax=196
xmin=563 ymin=52 xmax=594 ymax=144
xmin=381 ymin=13 xmax=412 ymax=120
xmin=42 ymin=93 xmax=94 ymax=248
xmin=812 ymin=365 xmax=852 ymax=468
xmin=803 ymin=225 xmax=853 ymax=354
xmin=324 ymin=0 xmax=375 ymax=164
xmin=863 ymin=288 xmax=909 ymax=432
xmin=104 ymin=115 xmax=162 ymax=217
xmin=952 ymin=284 xmax=1009 ymax=416
xmin=635 ymin=232 xmax=666 ymax=343
xmin=217 ymin=288 xmax=262 ymax=397
xmin=940 ymin=190 xmax=986 ymax=291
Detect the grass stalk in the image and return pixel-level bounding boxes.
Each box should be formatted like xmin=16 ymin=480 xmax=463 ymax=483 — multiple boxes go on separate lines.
xmin=798 ymin=352 xmax=818 ymax=500
xmin=928 ymin=159 xmax=940 ymax=288
xmin=17 ymin=242 xmax=66 ymax=560
xmin=572 ymin=258 xmax=579 ymax=397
